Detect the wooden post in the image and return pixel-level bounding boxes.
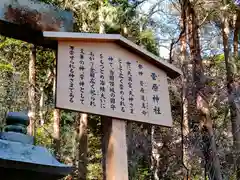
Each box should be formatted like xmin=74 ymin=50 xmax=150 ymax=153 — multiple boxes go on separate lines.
xmin=78 ymin=113 xmax=88 ymax=180
xmin=102 ymin=117 xmax=128 ymax=180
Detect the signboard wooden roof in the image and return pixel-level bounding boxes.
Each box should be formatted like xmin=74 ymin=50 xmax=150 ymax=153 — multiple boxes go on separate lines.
xmin=43 ymin=32 xmax=182 ymax=79
xmin=43 ymin=32 xmax=182 ymax=127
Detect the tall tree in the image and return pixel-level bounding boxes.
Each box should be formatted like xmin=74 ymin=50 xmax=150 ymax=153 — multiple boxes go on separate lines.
xmin=186 ymin=1 xmax=222 ymax=179
xmin=222 ymin=1 xmax=240 ymax=178
xmin=53 ymin=50 xmax=61 ymax=158
xmin=179 ymin=1 xmax=191 ymax=178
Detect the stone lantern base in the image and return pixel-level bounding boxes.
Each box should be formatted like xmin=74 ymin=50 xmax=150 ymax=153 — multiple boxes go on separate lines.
xmin=0 ymin=112 xmax=72 ymax=179
xmin=0 ymin=158 xmax=71 ymax=180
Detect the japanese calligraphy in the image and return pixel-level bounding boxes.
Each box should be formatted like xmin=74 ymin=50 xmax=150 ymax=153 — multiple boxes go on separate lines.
xmin=118 ymin=58 xmax=125 ymax=112
xmin=152 ymin=84 xmax=159 ymax=92
xmin=151 ymin=72 xmax=157 ymax=80
xmin=69 ymin=46 xmax=75 ymax=103
xmin=138 ymin=64 xmax=148 ymax=116
xmin=127 ymin=61 xmax=134 ymax=114
xmin=138 ymin=64 xmax=143 ymax=76
xmin=153 ymin=106 xmax=161 ymax=115
xmin=79 ymin=48 xmax=85 ymax=105
xmin=109 ymin=56 xmax=116 ymax=110
xmin=100 ymin=53 xmax=106 ymax=108
xmin=89 ymin=52 xmax=96 ymax=107
xmin=151 ymin=72 xmax=161 ymax=114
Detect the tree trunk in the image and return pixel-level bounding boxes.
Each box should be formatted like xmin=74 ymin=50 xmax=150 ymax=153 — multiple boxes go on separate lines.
xmin=5 ymin=71 xmax=14 ymax=111
xmin=151 ymin=126 xmax=172 ymax=180
xmin=39 ymin=87 xmax=44 ymax=126
xmin=28 ymin=45 xmax=36 ymax=137
xmin=186 ymin=2 xmax=222 ymax=180
xmin=53 ymin=51 xmax=60 ymax=158
xmin=53 ymin=108 xmax=60 ymax=158
xmin=151 ymin=125 xmax=160 ymax=180
xmin=98 ymin=1 xmax=105 ymax=34
xmin=78 ymin=113 xmax=88 ymax=180
xmin=223 ymin=10 xmax=240 ymax=179
xmin=233 ymin=13 xmax=240 ymax=57
xmin=39 ymin=70 xmax=52 ymax=126
xmin=180 ymin=2 xmax=191 ymax=178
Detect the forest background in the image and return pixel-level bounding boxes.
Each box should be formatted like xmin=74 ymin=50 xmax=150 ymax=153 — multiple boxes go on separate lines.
xmin=0 ymin=0 xmax=240 ymax=179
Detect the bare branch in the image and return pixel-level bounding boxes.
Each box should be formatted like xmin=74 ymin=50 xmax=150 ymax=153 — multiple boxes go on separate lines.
xmin=199 ymin=10 xmax=215 ymax=27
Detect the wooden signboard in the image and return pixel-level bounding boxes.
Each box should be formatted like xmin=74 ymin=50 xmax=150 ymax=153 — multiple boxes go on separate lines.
xmin=57 ymin=41 xmax=171 ymax=126
xmin=43 ymin=31 xmax=182 ymax=180
xmin=44 ymin=32 xmax=181 ymax=127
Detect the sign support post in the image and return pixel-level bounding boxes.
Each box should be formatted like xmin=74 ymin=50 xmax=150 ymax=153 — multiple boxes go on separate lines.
xmin=102 ymin=118 xmax=128 ymax=180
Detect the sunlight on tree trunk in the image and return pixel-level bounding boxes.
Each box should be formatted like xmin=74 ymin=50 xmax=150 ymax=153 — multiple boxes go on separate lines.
xmin=99 ymin=0 xmax=105 ymax=34
xmin=53 ymin=51 xmax=60 ymax=158
xmin=39 ymin=86 xmax=44 ymax=126
xmin=28 ymin=44 xmax=36 ymax=137
xmin=53 ymin=108 xmax=60 ymax=158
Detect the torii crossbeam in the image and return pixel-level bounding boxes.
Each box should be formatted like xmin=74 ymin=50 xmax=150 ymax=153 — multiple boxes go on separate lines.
xmin=0 ymin=0 xmax=73 ymax=48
